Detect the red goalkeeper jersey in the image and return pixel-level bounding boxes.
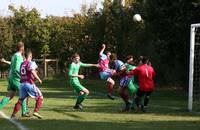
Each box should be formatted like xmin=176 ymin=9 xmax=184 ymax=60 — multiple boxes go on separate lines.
xmin=129 ymin=64 xmax=156 ymax=91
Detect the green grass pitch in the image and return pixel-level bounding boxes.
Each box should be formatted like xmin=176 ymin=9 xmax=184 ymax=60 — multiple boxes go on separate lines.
xmin=0 ymin=78 xmax=200 ymax=130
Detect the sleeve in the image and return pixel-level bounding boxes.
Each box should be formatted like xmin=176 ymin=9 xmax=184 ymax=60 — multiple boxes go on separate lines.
xmin=100 ymin=54 xmax=107 ymax=60
xmin=80 ymin=62 xmax=90 ymax=67
xmin=68 ymin=64 xmax=73 ymax=77
xmin=129 ymin=67 xmax=138 ymax=76
xmin=30 ymin=61 xmax=38 ymax=70
xmin=115 ymin=60 xmax=123 ymax=71
xmin=114 ymin=61 xmax=118 ymax=70
xmin=12 ymin=55 xmax=22 ymax=78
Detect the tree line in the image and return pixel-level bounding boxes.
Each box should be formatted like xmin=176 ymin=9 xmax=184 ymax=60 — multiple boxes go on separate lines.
xmin=0 ymin=0 xmax=200 ymax=87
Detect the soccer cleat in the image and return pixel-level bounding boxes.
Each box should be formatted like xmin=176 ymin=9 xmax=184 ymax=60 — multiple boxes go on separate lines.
xmin=10 ymin=114 xmax=16 ymax=120
xmin=141 ymin=105 xmax=148 ymax=112
xmin=73 ymin=104 xmax=83 ymax=110
xmin=22 ymin=112 xmax=31 ymax=117
xmin=79 ymin=104 xmax=83 ymax=108
xmin=33 ymin=112 xmax=43 ymax=119
xmin=107 ymin=94 xmax=115 ymax=100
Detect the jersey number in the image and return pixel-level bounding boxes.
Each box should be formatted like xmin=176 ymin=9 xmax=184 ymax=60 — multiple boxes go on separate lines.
xmin=21 ymin=66 xmax=26 ymax=75
xmin=145 ymin=68 xmax=149 ymax=78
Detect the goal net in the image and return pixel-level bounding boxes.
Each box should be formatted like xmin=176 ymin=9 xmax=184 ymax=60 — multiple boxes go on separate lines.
xmin=33 ymin=59 xmax=59 ymax=79
xmin=188 ymin=23 xmax=200 ymax=111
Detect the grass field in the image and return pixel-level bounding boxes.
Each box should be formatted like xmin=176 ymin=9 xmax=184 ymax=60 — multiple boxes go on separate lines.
xmin=0 ymin=78 xmax=200 ymax=130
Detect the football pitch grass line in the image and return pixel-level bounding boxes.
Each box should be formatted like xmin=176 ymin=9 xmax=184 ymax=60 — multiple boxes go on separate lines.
xmin=90 ymin=90 xmax=187 ymax=111
xmin=0 ymin=111 xmax=29 ymax=130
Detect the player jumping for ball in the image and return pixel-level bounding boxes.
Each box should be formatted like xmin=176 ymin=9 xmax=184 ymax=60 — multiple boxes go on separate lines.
xmin=98 ymin=44 xmax=116 ymax=100
xmin=68 ymin=53 xmax=99 ymax=110
xmin=11 ymin=50 xmax=43 ymax=119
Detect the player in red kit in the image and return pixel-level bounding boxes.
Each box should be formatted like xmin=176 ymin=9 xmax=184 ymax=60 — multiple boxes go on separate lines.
xmin=128 ymin=56 xmax=156 ymax=112
xmin=11 ymin=50 xmax=43 ymax=119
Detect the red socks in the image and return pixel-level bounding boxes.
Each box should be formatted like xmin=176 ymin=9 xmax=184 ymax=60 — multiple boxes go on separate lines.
xmin=12 ymin=101 xmax=22 ymax=115
xmin=107 ymin=83 xmax=114 ymax=95
xmin=119 ymin=88 xmax=129 ymax=103
xmin=34 ymin=97 xmax=43 ymax=113
xmin=26 ymin=97 xmax=29 ymax=109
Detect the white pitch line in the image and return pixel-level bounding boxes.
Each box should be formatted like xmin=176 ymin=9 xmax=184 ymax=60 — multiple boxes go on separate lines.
xmin=0 ymin=111 xmax=29 ymax=130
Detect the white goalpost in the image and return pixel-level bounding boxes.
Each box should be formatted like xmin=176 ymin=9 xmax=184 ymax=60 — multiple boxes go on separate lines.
xmin=188 ymin=23 xmax=200 ymax=111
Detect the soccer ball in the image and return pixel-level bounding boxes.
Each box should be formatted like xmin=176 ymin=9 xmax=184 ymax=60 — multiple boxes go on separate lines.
xmin=133 ymin=14 xmax=142 ymax=22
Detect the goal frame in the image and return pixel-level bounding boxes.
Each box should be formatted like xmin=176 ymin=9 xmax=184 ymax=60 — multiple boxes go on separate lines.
xmin=188 ymin=23 xmax=200 ymax=111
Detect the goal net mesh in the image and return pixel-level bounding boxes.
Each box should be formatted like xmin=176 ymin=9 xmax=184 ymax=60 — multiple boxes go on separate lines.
xmin=192 ymin=26 xmax=200 ymax=111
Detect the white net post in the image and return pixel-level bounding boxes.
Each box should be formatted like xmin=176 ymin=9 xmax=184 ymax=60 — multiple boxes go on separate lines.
xmin=188 ymin=23 xmax=200 ymax=111
xmin=188 ymin=24 xmax=195 ymax=111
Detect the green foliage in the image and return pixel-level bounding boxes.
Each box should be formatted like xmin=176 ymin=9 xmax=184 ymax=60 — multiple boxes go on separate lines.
xmin=1 ymin=1 xmax=200 ymax=86
xmin=0 ymin=17 xmax=13 ymax=71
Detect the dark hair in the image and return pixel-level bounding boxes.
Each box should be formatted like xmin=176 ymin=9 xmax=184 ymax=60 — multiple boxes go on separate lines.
xmin=106 ymin=51 xmax=111 ymax=54
xmin=17 ymin=42 xmax=24 ymax=50
xmin=25 ymin=50 xmax=32 ymax=58
xmin=126 ymin=55 xmax=133 ymax=61
xmin=140 ymin=56 xmax=149 ymax=64
xmin=110 ymin=53 xmax=117 ymax=61
xmin=72 ymin=53 xmax=80 ymax=59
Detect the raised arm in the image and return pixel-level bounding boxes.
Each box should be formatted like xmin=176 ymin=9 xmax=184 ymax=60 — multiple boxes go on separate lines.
xmin=127 ymin=67 xmax=138 ymax=76
xmin=0 ymin=58 xmax=11 ymax=65
xmin=99 ymin=44 xmax=106 ymax=56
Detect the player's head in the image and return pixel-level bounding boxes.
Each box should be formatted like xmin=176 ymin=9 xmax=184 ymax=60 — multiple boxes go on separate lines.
xmin=139 ymin=55 xmax=144 ymax=65
xmin=72 ymin=53 xmax=80 ymax=63
xmin=17 ymin=42 xmax=24 ymax=53
xmin=120 ymin=64 xmax=126 ymax=71
xmin=110 ymin=53 xmax=117 ymax=61
xmin=106 ymin=51 xmax=111 ymax=58
xmin=148 ymin=60 xmax=152 ymax=66
xmin=25 ymin=50 xmax=32 ymax=61
xmin=140 ymin=56 xmax=149 ymax=64
xmin=126 ymin=55 xmax=134 ymax=64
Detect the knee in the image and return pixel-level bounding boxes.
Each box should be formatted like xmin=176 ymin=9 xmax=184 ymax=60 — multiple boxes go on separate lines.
xmin=38 ymin=96 xmax=43 ymax=100
xmin=108 ymin=78 xmax=115 ymax=85
xmin=18 ymin=99 xmax=23 ymax=104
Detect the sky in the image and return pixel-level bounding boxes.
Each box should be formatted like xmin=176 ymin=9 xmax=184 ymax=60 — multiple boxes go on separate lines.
xmin=0 ymin=0 xmax=104 ymax=17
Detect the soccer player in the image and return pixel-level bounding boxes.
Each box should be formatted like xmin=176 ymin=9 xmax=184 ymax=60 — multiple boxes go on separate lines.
xmin=125 ymin=55 xmax=139 ymax=110
xmin=116 ymin=55 xmax=138 ymax=112
xmin=110 ymin=53 xmax=124 ymax=72
xmin=128 ymin=56 xmax=156 ymax=112
xmin=98 ymin=44 xmax=116 ymax=100
xmin=0 ymin=42 xmax=29 ymax=117
xmin=11 ymin=50 xmax=43 ymax=119
xmin=68 ymin=53 xmax=99 ymax=110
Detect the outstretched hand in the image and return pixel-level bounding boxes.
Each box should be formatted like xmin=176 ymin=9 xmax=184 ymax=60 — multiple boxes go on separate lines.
xmin=79 ymin=75 xmax=85 ymax=79
xmin=0 ymin=58 xmax=6 ymax=63
xmin=95 ymin=64 xmax=100 ymax=68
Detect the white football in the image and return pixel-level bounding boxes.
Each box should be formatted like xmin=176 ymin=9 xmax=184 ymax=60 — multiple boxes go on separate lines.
xmin=133 ymin=14 xmax=142 ymax=22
